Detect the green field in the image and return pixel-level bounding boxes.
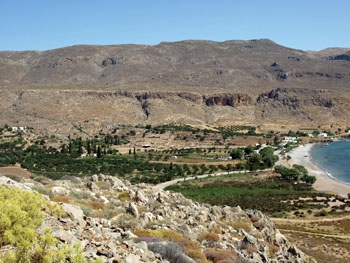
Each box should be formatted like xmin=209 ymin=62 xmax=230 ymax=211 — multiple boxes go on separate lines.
xmin=166 ymin=172 xmax=335 ymax=216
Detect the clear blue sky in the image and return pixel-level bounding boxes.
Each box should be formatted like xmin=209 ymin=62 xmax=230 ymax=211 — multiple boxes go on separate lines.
xmin=1 ymin=0 xmax=349 ymax=51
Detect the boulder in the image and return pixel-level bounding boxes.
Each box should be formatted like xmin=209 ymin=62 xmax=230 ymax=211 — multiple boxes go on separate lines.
xmin=91 ymin=174 xmax=99 ymax=182
xmin=61 ymin=203 xmax=86 ymax=228
xmin=126 ymin=202 xmax=139 ymax=218
xmin=86 ymin=181 xmax=99 ymax=192
xmin=0 ymin=176 xmax=34 ymax=192
xmin=122 ymin=254 xmax=140 ymax=263
xmin=51 ymin=186 xmax=69 ymax=196
xmin=108 ymin=176 xmax=127 ymax=190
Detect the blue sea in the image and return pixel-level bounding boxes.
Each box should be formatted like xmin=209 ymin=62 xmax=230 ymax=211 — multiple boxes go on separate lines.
xmin=310 ymin=140 xmax=350 ymax=184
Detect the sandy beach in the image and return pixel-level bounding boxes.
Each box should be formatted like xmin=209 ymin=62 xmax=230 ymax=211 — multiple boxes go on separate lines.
xmin=284 ymin=143 xmax=350 ymax=198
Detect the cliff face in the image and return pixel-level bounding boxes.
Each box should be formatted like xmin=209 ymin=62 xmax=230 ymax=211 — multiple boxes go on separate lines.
xmin=0 ymin=175 xmax=314 ymax=263
xmin=1 ymin=88 xmax=349 ymax=137
xmin=1 ymin=39 xmax=350 ymax=135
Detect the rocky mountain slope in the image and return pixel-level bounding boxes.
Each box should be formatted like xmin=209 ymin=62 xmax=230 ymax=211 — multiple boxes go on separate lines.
xmin=0 ymin=174 xmax=314 ymax=263
xmin=0 ymin=39 xmax=350 ymax=136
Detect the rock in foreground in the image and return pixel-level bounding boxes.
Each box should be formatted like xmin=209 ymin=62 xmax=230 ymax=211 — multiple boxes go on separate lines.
xmin=0 ymin=175 xmax=315 ymax=262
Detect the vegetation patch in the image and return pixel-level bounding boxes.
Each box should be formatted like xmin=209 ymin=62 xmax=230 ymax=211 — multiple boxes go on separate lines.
xmin=133 ymin=228 xmax=209 ymax=262
xmin=0 ymin=185 xmax=85 ymax=263
xmin=165 ymin=172 xmax=339 ymax=216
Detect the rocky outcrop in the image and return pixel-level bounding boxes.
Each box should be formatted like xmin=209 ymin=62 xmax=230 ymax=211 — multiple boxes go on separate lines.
xmin=254 ymin=87 xmax=345 ymax=125
xmin=256 ymin=88 xmax=334 ymax=109
xmin=204 ymin=94 xmax=252 ymax=107
xmin=327 ymin=51 xmax=350 ymax=61
xmin=0 ymin=175 xmax=315 ymax=262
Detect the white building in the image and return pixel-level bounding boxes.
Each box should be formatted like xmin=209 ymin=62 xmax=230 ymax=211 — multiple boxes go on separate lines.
xmin=12 ymin=126 xmax=27 ymax=131
xmin=281 ymin=136 xmax=298 ymax=146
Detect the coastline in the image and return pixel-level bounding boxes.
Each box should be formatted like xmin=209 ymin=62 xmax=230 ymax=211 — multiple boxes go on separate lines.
xmin=284 ymin=143 xmax=350 ymax=198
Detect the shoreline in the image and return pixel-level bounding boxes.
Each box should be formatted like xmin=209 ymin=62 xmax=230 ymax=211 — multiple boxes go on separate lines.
xmin=285 ymin=143 xmax=350 ymax=198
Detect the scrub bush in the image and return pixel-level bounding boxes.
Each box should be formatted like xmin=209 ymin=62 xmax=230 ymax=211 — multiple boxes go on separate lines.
xmin=0 ymin=185 xmax=85 ymax=263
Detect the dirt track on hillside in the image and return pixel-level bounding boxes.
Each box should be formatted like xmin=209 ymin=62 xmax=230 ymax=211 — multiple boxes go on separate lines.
xmin=0 ymin=167 xmax=32 ymax=179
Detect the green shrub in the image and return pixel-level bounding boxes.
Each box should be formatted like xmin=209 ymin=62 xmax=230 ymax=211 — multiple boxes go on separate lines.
xmin=31 ymin=184 xmax=51 ymax=196
xmin=69 ymin=190 xmax=92 ymax=200
xmin=111 ymin=213 xmax=139 ymax=229
xmin=315 ymin=209 xmax=328 ymax=217
xmin=0 ymin=185 xmax=85 ymax=263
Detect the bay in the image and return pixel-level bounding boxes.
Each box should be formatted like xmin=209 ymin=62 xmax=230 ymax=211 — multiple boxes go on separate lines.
xmin=311 ymin=140 xmax=350 ymax=184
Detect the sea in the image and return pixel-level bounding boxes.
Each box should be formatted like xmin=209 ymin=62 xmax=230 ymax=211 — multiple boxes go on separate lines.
xmin=310 ymin=140 xmax=350 ymax=184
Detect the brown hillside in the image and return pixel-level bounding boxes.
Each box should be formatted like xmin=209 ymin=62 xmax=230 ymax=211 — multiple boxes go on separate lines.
xmin=1 ymin=39 xmax=350 ymax=136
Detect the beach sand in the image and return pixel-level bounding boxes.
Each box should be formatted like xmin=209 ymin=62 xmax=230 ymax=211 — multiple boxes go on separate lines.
xmin=284 ymin=144 xmax=350 ymax=198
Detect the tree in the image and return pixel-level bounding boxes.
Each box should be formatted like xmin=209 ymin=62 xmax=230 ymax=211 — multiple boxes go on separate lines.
xmin=293 ymin=164 xmax=308 ymax=177
xmin=61 ymin=144 xmax=67 ymax=154
xmin=113 ymin=135 xmax=120 ymax=145
xmin=230 ymin=148 xmax=244 ymax=159
xmin=192 ymin=165 xmax=199 ymax=175
xmin=244 ymin=145 xmax=255 ymax=155
xmin=259 ymin=147 xmax=278 ymax=168
xmin=78 ymin=140 xmax=83 ymax=154
xmin=275 ymin=165 xmax=301 ymax=180
xmin=301 ymin=174 xmax=317 ymax=185
xmin=86 ymin=139 xmax=91 ymax=155
xmin=247 ymin=153 xmax=263 ymax=171
xmin=97 ymin=146 xmax=102 ymax=158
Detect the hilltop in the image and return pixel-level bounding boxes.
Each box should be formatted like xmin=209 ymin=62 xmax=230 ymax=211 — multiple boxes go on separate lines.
xmin=0 ymin=39 xmax=350 ymax=137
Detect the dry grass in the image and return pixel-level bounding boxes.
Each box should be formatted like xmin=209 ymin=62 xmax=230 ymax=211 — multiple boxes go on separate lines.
xmin=0 ymin=166 xmax=32 ymax=179
xmin=204 ymin=249 xmax=237 ymax=263
xmin=245 ymin=244 xmax=258 ymax=255
xmin=118 ymin=191 xmax=131 ymax=202
xmin=133 ymin=228 xmax=209 ymax=262
xmin=86 ymin=200 xmax=105 ymax=210
xmin=268 ymin=244 xmax=280 ymax=257
xmin=275 ymin=217 xmax=350 ymax=263
xmin=133 ymin=229 xmax=182 ymax=241
xmin=198 ymin=231 xmax=220 ymax=242
xmin=208 ymin=225 xmax=223 ymax=234
xmin=225 ymin=220 xmax=252 ymax=233
xmin=50 ymin=195 xmax=71 ymax=203
xmin=95 ymin=180 xmax=111 ymax=190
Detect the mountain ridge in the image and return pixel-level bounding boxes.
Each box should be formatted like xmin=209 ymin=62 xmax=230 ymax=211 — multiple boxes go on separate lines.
xmin=1 ymin=39 xmax=350 ymax=136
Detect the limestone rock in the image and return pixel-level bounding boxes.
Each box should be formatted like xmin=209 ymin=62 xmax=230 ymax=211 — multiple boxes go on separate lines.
xmin=91 ymin=174 xmax=99 ymax=182
xmin=122 ymin=254 xmax=140 ymax=263
xmin=0 ymin=175 xmax=314 ymax=263
xmin=0 ymin=176 xmax=34 ymax=192
xmin=51 ymin=186 xmax=69 ymax=196
xmin=62 ymin=203 xmax=86 ymax=228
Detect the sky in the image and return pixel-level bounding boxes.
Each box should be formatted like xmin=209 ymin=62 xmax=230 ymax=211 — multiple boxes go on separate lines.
xmin=1 ymin=0 xmax=349 ymax=51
